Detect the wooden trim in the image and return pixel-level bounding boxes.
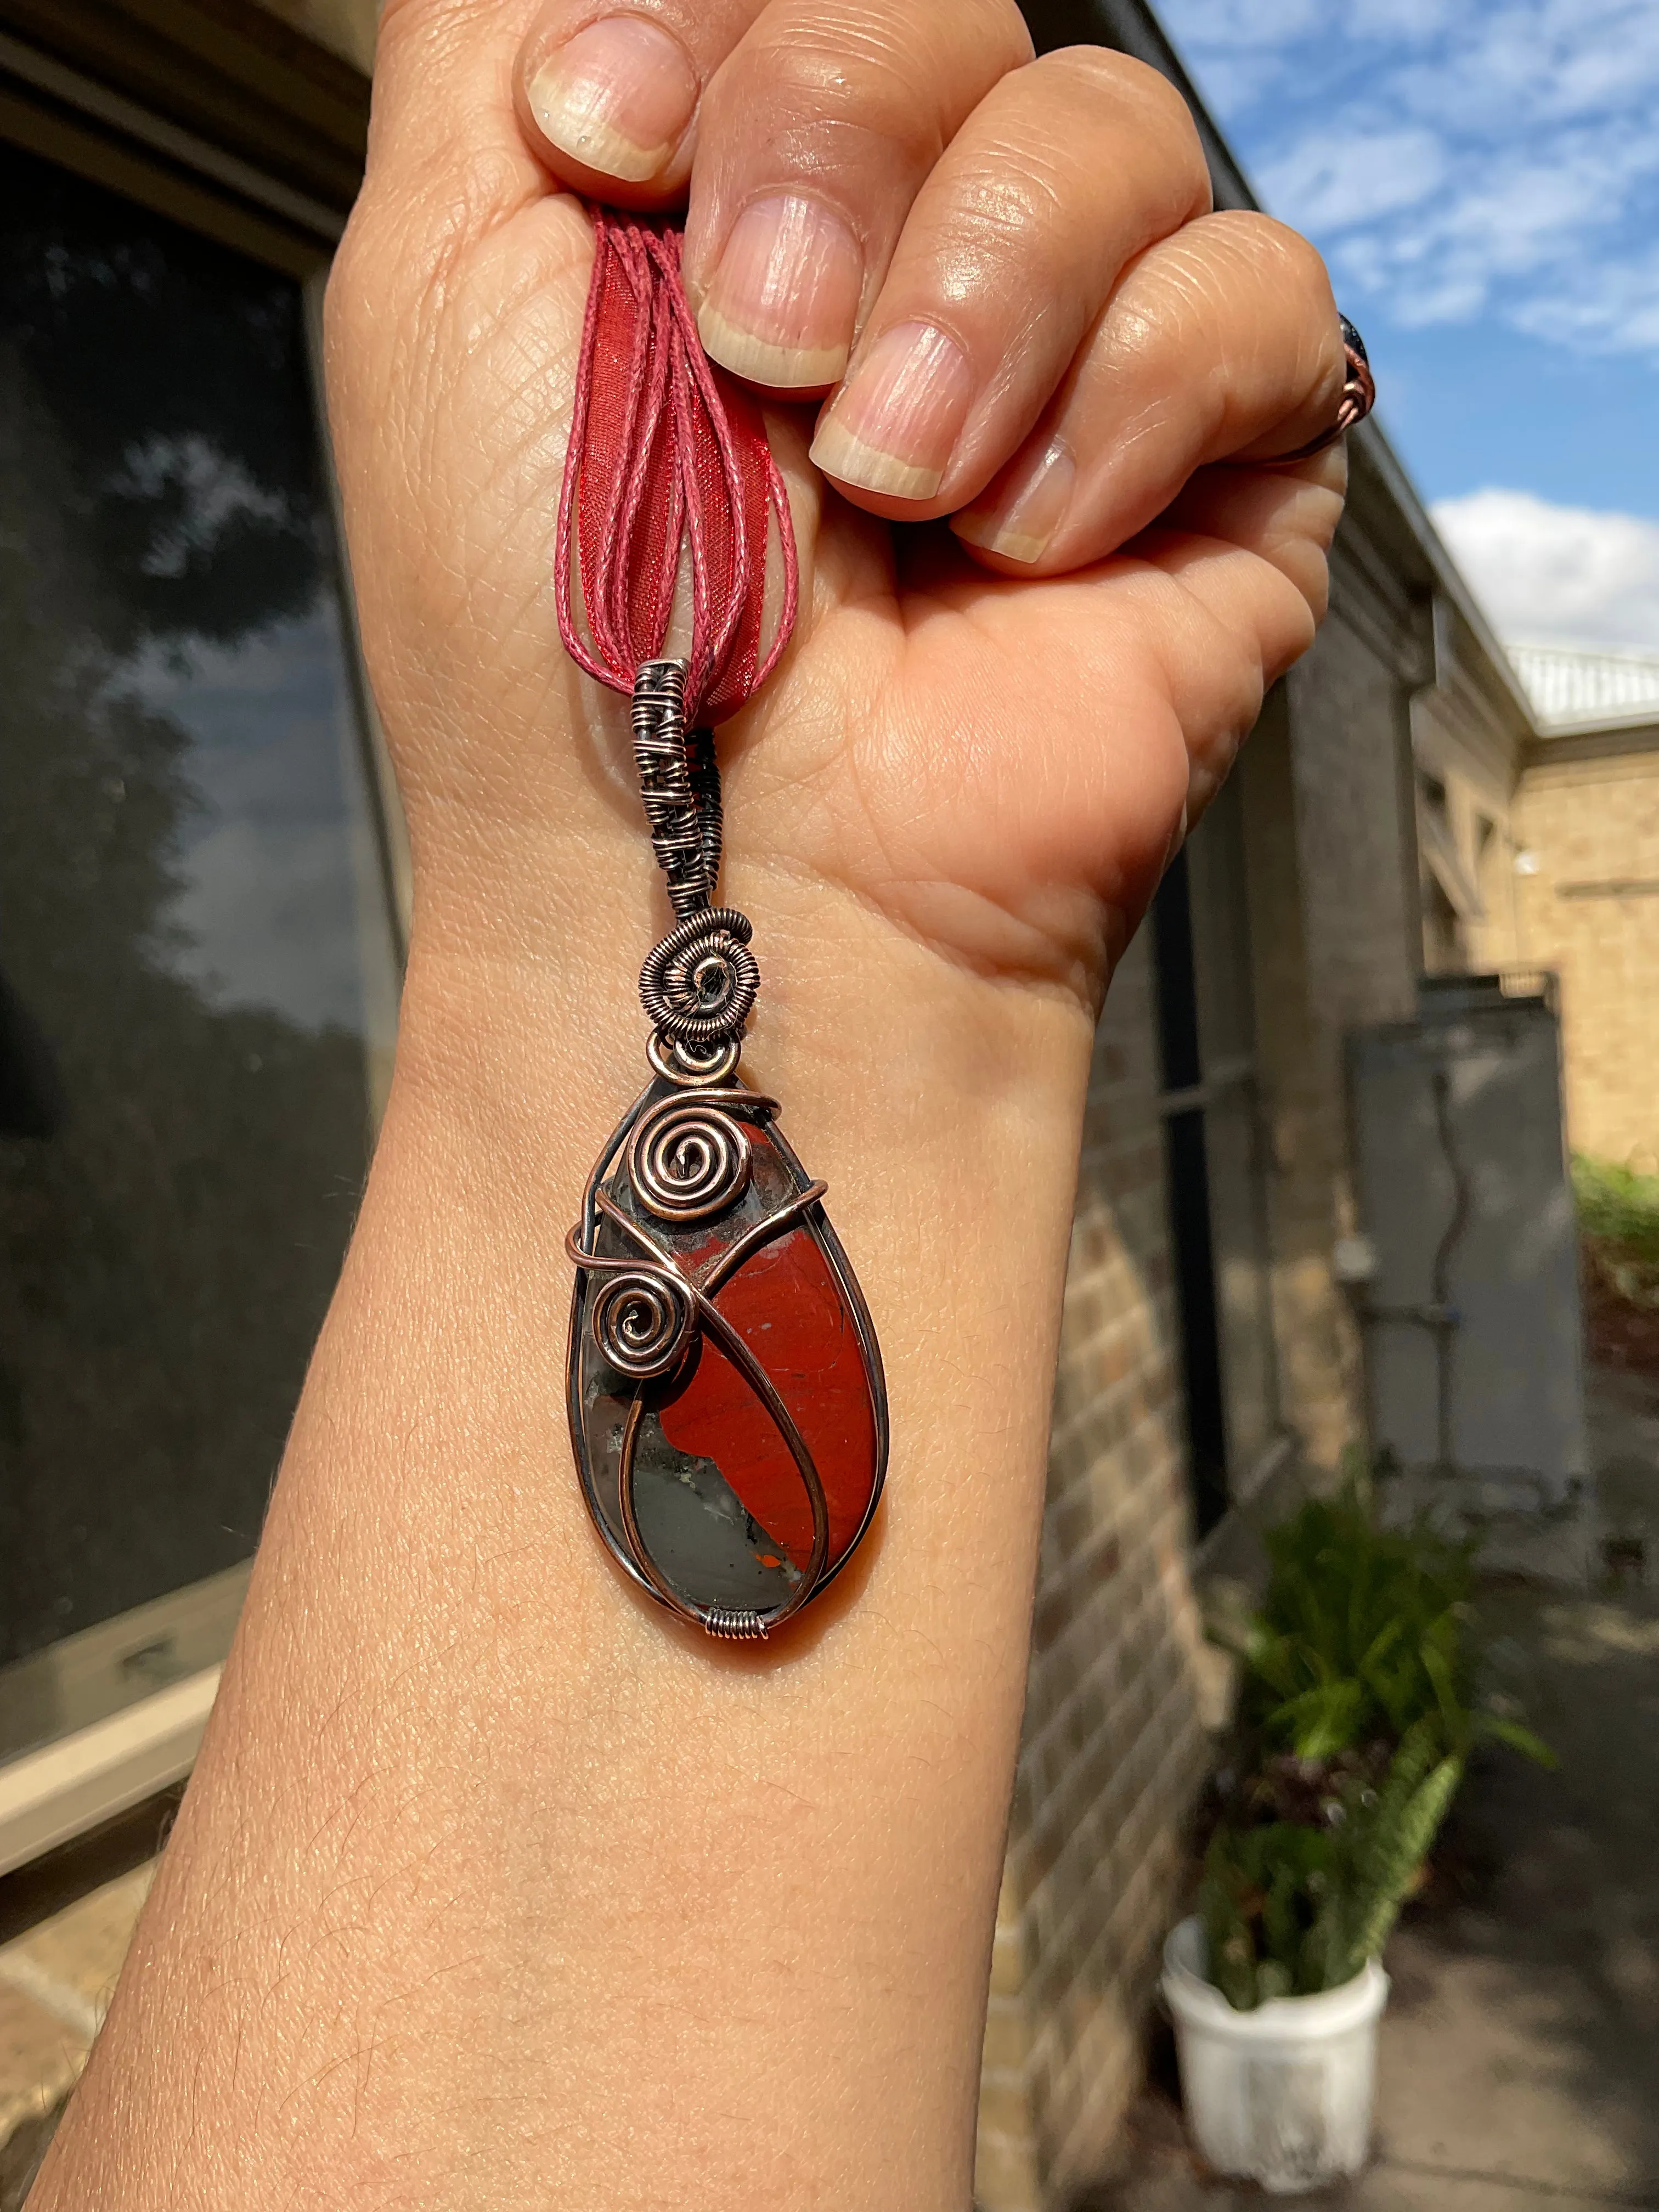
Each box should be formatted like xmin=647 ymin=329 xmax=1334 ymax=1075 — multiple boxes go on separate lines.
xmin=0 ymin=0 xmax=368 ymax=213
xmin=0 ymin=81 xmax=324 ymax=272
xmin=0 ymin=68 xmax=332 ymax=275
xmin=0 ymin=1669 xmax=221 ymax=1878
xmin=0 ymin=29 xmax=343 ymax=236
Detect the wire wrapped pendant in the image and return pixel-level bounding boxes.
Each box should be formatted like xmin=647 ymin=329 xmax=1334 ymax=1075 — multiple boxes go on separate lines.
xmin=565 ymin=665 xmax=887 ymax=1638
xmin=566 ymin=1049 xmax=887 ymax=1639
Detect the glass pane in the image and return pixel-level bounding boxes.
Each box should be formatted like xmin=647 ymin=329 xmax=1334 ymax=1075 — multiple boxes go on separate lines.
xmin=1182 ymin=772 xmax=1282 ymax=1485
xmin=1204 ymin=1089 xmax=1279 ymax=1475
xmin=1162 ymin=1109 xmax=1229 ymax=1537
xmin=0 ymin=140 xmax=397 ymax=1760
xmin=1187 ymin=773 xmax=1257 ymax=1071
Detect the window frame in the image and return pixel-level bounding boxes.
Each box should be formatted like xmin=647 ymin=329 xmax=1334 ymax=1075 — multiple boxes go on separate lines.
xmin=1150 ymin=788 xmax=1292 ymax=1554
xmin=0 ymin=20 xmax=398 ymax=1873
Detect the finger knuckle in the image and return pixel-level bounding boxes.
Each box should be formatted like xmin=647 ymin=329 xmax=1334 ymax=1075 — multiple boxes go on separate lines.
xmin=938 ymin=163 xmax=1071 ymax=280
xmin=1048 ymin=49 xmax=1202 ymax=143
xmin=1226 ymin=212 xmax=1334 ymax=307
xmin=725 ymin=14 xmax=923 ymax=145
xmin=970 ymin=0 xmax=1037 ymax=70
xmin=375 ymin=0 xmax=492 ymax=48
xmin=326 ymin=187 xmax=455 ymax=377
xmin=324 ymin=217 xmax=376 ymax=359
xmin=715 ymin=0 xmax=1029 ymax=156
xmin=1025 ymin=48 xmax=1210 ymax=209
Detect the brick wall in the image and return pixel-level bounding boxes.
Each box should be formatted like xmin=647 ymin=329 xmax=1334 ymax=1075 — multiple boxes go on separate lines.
xmin=1515 ymin=737 xmax=1659 ymax=1170
xmin=1237 ymin=685 xmax=1358 ymax=1475
xmin=1243 ymin=574 xmax=1420 ymax=1477
xmin=1285 ymin=595 xmax=1421 ymax=1051
xmin=975 ymin=930 xmax=1211 ymax=2210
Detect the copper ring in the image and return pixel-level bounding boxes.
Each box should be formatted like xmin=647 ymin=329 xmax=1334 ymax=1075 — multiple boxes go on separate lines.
xmin=1266 ymin=315 xmax=1375 ymax=466
xmin=646 ymin=1030 xmax=741 ymax=1087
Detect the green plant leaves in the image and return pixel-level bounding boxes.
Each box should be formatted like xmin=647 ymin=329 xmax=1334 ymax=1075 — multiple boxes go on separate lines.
xmin=1198 ymin=1479 xmax=1555 ymax=2011
xmin=1476 ymin=1714 xmax=1557 ymax=1767
xmin=1572 ymin=1153 xmax=1659 ymax=1266
xmin=1200 ymin=1732 xmax=1468 ymax=2009
xmin=1274 ymin=1680 xmax=1368 ymax=1760
xmin=1342 ymin=1744 xmax=1465 ymax=1981
xmin=1239 ymin=1493 xmax=1477 ymax=1757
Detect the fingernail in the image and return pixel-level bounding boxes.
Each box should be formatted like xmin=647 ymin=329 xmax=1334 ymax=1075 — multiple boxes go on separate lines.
xmin=809 ymin=323 xmax=974 ymax=500
xmin=696 ymin=196 xmax=862 ymax=388
xmin=527 ymin=18 xmax=697 ymax=183
xmin=953 ymin=436 xmax=1076 ymax=563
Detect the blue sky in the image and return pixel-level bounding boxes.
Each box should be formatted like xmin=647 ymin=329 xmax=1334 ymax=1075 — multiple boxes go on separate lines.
xmin=1153 ymin=0 xmax=1659 ymax=651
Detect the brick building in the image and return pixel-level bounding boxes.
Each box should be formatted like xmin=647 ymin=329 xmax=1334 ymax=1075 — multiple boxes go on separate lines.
xmin=1506 ymin=649 xmax=1659 ymax=1174
xmin=0 ymin=0 xmax=1647 ymax=2201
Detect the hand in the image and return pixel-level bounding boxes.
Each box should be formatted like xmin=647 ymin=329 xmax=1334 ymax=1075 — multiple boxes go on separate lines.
xmin=329 ymin=0 xmax=1345 ymax=1019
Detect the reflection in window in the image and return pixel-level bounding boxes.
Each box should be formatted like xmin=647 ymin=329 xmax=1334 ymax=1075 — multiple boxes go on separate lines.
xmin=0 ymin=141 xmax=398 ymax=1757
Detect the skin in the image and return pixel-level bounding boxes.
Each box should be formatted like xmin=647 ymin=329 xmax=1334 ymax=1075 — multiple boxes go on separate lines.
xmin=31 ymin=3 xmax=1347 ymax=2207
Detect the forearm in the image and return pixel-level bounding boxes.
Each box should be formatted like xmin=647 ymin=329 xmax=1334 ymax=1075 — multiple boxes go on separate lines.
xmin=35 ymin=860 xmax=1096 ymax=2211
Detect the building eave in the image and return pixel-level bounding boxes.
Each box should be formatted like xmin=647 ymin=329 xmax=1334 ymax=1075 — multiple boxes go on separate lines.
xmin=1522 ymin=719 xmax=1659 ymax=772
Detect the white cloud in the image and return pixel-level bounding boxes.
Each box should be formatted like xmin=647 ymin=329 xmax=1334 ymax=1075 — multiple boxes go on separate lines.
xmin=1258 ymin=127 xmax=1447 ymax=232
xmin=1327 ymin=131 xmax=1659 ymax=345
xmin=1158 ymin=0 xmax=1659 ymax=359
xmin=1513 ymin=243 xmax=1659 ymax=357
xmin=1431 ymin=490 xmax=1659 ymax=653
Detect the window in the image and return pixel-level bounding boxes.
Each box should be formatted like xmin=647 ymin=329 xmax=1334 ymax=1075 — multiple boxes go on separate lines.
xmin=0 ymin=128 xmax=397 ymax=1795
xmin=1150 ymin=774 xmax=1281 ymax=1539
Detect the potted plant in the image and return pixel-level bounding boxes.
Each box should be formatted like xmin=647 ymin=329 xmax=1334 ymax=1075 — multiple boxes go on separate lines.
xmin=1163 ymin=1480 xmax=1550 ymax=2194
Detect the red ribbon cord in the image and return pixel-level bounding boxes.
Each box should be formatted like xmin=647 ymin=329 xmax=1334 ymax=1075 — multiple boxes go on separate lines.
xmin=556 ymin=209 xmax=799 ymax=726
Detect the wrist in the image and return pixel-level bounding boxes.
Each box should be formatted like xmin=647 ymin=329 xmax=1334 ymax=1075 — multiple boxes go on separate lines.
xmin=387 ymin=834 xmax=1101 ymax=1254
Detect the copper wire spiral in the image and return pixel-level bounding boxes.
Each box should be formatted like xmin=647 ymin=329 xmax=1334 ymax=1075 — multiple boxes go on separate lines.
xmin=639 ymin=907 xmax=759 ymax=1047
xmin=1266 ymin=314 xmax=1377 ymax=465
xmin=1334 ymin=316 xmax=1375 ymax=436
xmin=589 ymin=1265 xmax=695 ymax=1378
xmin=646 ymin=1031 xmax=740 ymax=1086
xmin=625 ymin=1092 xmax=752 ymax=1221
xmin=566 ymin=1099 xmax=849 ymax=1639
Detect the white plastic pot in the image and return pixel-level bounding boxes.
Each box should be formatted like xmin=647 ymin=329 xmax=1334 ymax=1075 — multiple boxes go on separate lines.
xmin=1161 ymin=1917 xmax=1389 ymax=2194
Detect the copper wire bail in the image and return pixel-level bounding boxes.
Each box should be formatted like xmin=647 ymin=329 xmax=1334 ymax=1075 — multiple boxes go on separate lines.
xmin=632 ymin=659 xmax=758 ymax=1081
xmin=631 ymin=658 xmax=721 ymax=918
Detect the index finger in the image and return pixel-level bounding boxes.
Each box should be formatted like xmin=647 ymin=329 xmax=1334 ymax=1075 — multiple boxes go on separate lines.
xmin=514 ymin=0 xmax=772 ymax=206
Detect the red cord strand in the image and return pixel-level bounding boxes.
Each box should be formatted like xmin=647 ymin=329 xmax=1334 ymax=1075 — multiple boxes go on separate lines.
xmin=556 ymin=210 xmax=799 ymax=726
